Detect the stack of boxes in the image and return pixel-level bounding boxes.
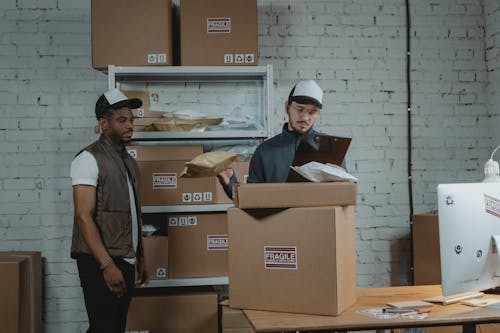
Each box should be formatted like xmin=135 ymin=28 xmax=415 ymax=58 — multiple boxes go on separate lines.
xmin=91 ymin=0 xmax=258 ymax=69
xmin=124 ymin=143 xmax=249 ymax=332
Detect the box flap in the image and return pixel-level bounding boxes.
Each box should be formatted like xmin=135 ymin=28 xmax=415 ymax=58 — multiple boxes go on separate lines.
xmin=234 ymin=182 xmax=357 ymax=209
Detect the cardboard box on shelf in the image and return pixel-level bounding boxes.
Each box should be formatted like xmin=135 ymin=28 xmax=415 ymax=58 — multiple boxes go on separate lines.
xmin=123 ymin=90 xmax=150 ymax=110
xmin=132 ymin=117 xmax=163 ymax=127
xmin=168 ymin=213 xmax=228 ymax=278
xmin=0 ymin=251 xmax=42 ymax=333
xmin=412 ymin=213 xmax=441 ymax=285
xmin=91 ymin=0 xmax=174 ymax=70
xmin=126 ymin=292 xmax=218 ymax=333
xmin=228 ymin=205 xmax=357 ymax=316
xmin=127 ymin=145 xmax=233 ymax=205
xmin=180 ymin=0 xmax=257 ymax=66
xmin=234 ymin=182 xmax=357 ymax=209
xmin=142 ymin=236 xmax=168 ymax=280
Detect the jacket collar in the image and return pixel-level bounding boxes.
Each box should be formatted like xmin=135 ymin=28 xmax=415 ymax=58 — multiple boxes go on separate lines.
xmin=98 ymin=135 xmax=129 ymax=178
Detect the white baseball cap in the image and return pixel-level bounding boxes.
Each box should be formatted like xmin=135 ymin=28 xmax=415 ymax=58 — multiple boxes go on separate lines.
xmin=288 ymin=80 xmax=323 ymax=108
xmin=95 ymin=88 xmax=142 ymax=119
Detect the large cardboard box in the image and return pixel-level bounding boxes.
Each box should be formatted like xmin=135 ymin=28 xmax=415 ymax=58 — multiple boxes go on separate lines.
xmin=228 ymin=206 xmax=357 ymax=316
xmin=91 ymin=0 xmax=174 ymax=70
xmin=234 ymin=182 xmax=357 ymax=209
xmin=142 ymin=236 xmax=168 ymax=280
xmin=0 ymin=257 xmax=30 ymax=333
xmin=168 ymin=213 xmax=228 ymax=278
xmin=180 ymin=0 xmax=257 ymax=66
xmin=412 ymin=213 xmax=441 ymax=285
xmin=126 ymin=292 xmax=218 ymax=333
xmin=127 ymin=145 xmax=232 ymax=205
xmin=0 ymin=251 xmax=42 ymax=333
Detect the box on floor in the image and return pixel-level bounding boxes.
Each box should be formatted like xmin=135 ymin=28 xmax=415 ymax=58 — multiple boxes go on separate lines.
xmin=91 ymin=0 xmax=174 ymax=69
xmin=412 ymin=213 xmax=441 ymax=286
xmin=0 ymin=251 xmax=42 ymax=333
xmin=180 ymin=0 xmax=257 ymax=66
xmin=125 ymin=292 xmax=218 ymax=333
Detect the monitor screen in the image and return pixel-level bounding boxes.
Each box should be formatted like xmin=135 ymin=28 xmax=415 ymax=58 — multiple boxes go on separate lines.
xmin=437 ymin=182 xmax=500 ymax=296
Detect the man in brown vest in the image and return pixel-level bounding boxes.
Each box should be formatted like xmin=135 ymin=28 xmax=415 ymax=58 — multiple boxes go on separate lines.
xmin=70 ymin=88 xmax=149 ymax=333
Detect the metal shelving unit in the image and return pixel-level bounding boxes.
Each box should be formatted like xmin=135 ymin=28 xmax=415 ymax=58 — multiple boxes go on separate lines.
xmin=146 ymin=277 xmax=228 ymax=288
xmin=108 ymin=64 xmax=273 ymax=140
xmin=108 ymin=64 xmax=273 ymax=288
xmin=141 ymin=204 xmax=233 ymax=214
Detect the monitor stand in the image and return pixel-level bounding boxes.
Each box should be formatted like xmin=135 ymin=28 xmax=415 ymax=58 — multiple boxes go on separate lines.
xmin=423 ymin=291 xmax=484 ymax=305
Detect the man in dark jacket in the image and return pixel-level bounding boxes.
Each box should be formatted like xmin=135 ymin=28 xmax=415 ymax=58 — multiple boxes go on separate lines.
xmin=220 ymin=80 xmax=341 ymax=195
xmin=70 ymin=88 xmax=149 ymax=333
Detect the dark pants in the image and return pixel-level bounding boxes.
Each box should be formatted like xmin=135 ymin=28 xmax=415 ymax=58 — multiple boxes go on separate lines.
xmin=76 ymin=255 xmax=135 ymax=333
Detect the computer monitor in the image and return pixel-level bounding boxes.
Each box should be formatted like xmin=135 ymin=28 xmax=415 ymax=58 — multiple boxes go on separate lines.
xmin=437 ymin=182 xmax=500 ymax=296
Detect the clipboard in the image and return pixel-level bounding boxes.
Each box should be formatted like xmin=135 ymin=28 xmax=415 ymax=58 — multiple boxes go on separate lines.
xmin=286 ymin=134 xmax=351 ymax=182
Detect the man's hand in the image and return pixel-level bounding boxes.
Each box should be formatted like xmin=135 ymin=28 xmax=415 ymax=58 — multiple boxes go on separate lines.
xmin=217 ymin=168 xmax=234 ymax=185
xmin=135 ymin=257 xmax=149 ymax=288
xmin=102 ymin=264 xmax=126 ymax=297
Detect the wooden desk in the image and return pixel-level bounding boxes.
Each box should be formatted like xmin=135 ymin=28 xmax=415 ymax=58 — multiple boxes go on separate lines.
xmin=243 ymin=285 xmax=500 ymax=333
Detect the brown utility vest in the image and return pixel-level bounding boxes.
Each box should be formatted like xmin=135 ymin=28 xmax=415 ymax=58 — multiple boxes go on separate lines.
xmin=70 ymin=135 xmax=143 ymax=259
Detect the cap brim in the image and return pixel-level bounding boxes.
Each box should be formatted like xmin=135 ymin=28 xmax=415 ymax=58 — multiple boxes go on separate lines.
xmin=291 ymin=96 xmax=322 ymax=109
xmin=110 ymin=98 xmax=143 ymax=110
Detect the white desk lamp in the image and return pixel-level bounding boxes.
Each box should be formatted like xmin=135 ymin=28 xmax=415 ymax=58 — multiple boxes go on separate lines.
xmin=483 ymin=145 xmax=500 ymax=183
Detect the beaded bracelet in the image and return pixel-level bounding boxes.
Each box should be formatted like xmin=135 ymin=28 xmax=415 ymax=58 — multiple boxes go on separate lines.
xmin=100 ymin=257 xmax=114 ymax=271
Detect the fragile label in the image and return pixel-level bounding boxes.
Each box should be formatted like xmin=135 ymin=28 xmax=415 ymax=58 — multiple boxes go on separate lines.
xmin=264 ymin=246 xmax=297 ymax=270
xmin=207 ymin=234 xmax=228 ymax=250
xmin=152 ymin=173 xmax=176 ymax=189
xmin=484 ymin=194 xmax=500 ymax=218
xmin=207 ymin=18 xmax=231 ymax=33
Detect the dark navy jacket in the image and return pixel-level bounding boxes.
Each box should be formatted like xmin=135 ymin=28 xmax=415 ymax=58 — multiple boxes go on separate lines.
xmin=223 ymin=123 xmax=347 ymax=198
xmin=247 ymin=123 xmax=318 ymax=183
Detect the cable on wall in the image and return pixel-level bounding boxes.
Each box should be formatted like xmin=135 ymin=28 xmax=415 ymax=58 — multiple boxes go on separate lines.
xmin=405 ymin=0 xmax=415 ymax=284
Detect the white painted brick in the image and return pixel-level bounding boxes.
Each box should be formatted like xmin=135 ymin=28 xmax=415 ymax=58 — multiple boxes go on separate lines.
xmin=0 ymin=0 xmax=16 ymax=8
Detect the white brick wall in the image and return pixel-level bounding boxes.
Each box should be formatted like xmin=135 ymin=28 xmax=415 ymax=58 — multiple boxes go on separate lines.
xmin=0 ymin=0 xmax=496 ymax=331
xmin=486 ymin=1 xmax=500 ymax=146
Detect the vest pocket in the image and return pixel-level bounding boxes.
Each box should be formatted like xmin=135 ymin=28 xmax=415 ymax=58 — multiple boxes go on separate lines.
xmin=99 ymin=211 xmax=130 ymax=253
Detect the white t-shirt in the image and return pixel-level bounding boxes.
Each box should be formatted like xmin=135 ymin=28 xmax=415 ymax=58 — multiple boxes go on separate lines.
xmin=71 ymin=151 xmax=138 ymax=264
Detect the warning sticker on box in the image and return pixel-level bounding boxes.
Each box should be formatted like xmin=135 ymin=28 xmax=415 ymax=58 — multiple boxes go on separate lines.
xmin=207 ymin=18 xmax=231 ymax=33
xmin=485 ymin=194 xmax=500 ymax=218
xmin=264 ymin=246 xmax=297 ymax=270
xmin=207 ymin=235 xmax=228 ymax=251
xmin=153 ymin=173 xmax=176 ymax=189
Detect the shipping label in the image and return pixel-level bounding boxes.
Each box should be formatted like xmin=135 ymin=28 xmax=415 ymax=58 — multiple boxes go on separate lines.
xmin=264 ymin=246 xmax=297 ymax=270
xmin=152 ymin=173 xmax=176 ymax=189
xmin=207 ymin=18 xmax=231 ymax=33
xmin=484 ymin=194 xmax=500 ymax=218
xmin=207 ymin=234 xmax=229 ymax=251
